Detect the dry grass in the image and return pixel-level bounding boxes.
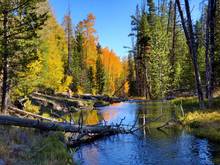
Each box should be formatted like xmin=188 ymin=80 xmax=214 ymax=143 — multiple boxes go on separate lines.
xmin=0 ymin=126 xmax=74 ymax=165
xmin=182 ymin=111 xmax=220 ymax=124
xmin=182 ymin=110 xmax=220 ymax=143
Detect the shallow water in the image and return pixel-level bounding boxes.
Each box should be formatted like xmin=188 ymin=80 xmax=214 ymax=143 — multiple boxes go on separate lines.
xmin=74 ymin=102 xmax=220 ymax=165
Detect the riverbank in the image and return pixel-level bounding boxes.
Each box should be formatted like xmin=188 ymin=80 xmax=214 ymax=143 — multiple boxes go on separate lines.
xmin=172 ymin=97 xmax=220 ymax=143
xmin=0 ymin=126 xmax=74 ymax=165
xmin=0 ymin=93 xmax=128 ymax=165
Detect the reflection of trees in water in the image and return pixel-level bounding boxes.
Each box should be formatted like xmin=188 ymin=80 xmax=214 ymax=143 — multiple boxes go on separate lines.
xmin=71 ymin=103 xmax=121 ymax=126
xmin=72 ymin=110 xmax=101 ymax=125
xmin=137 ymin=102 xmax=181 ymax=137
xmin=102 ymin=110 xmax=118 ymax=121
xmin=85 ymin=111 xmax=100 ymax=125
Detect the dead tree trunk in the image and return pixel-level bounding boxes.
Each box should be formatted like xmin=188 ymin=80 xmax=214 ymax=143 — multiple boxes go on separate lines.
xmin=176 ymin=0 xmax=205 ymax=109
xmin=205 ymin=1 xmax=211 ymax=99
xmin=1 ymin=10 xmax=10 ymax=113
xmin=168 ymin=0 xmax=177 ymax=89
xmin=209 ymin=0 xmax=216 ymax=101
xmin=0 ymin=115 xmax=128 ymax=134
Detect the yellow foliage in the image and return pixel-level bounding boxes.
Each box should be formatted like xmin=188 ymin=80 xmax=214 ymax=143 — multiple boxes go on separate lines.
xmin=12 ymin=60 xmax=42 ymax=98
xmin=24 ymin=100 xmax=40 ymax=114
xmin=183 ymin=111 xmax=220 ymax=124
xmin=42 ymin=113 xmax=51 ymax=118
xmin=58 ymin=76 xmax=73 ymax=93
xmin=76 ymin=86 xmax=84 ymax=95
xmin=101 ymin=47 xmax=123 ymax=94
xmin=124 ymin=81 xmax=129 ymax=95
xmin=82 ymin=13 xmax=98 ymax=68
xmin=38 ymin=14 xmax=67 ymax=91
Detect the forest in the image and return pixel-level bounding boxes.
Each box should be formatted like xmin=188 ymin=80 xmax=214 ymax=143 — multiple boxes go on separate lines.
xmin=0 ymin=0 xmax=220 ymax=165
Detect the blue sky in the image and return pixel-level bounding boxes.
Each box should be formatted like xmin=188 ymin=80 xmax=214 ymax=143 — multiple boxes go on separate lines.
xmin=49 ymin=0 xmax=202 ymax=58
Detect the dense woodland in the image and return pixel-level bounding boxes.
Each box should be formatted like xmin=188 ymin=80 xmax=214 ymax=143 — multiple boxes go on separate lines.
xmin=0 ymin=0 xmax=219 ymax=113
xmin=0 ymin=0 xmax=129 ymax=113
xmin=128 ymin=0 xmax=220 ymax=109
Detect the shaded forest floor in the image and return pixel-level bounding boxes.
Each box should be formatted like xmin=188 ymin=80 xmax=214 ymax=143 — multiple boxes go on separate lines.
xmin=172 ymin=97 xmax=220 ymax=143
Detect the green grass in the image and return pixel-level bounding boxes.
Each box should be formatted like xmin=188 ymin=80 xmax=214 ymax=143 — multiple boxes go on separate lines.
xmin=181 ymin=111 xmax=220 ymax=124
xmin=171 ymin=96 xmax=220 ymax=111
xmin=174 ymin=97 xmax=220 ymax=143
xmin=171 ymin=96 xmax=220 ymax=143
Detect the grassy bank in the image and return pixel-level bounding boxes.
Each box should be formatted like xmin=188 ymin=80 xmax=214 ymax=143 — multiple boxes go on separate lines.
xmin=172 ymin=97 xmax=220 ymax=143
xmin=0 ymin=126 xmax=74 ymax=165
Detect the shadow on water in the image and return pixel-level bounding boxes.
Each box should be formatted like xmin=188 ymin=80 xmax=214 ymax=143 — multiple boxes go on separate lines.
xmin=73 ymin=102 xmax=220 ymax=165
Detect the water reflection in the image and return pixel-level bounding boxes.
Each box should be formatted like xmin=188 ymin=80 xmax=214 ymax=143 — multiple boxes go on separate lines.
xmin=74 ymin=102 xmax=219 ymax=165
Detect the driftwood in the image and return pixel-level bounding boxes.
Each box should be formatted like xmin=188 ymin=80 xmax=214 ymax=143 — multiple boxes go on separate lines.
xmin=157 ymin=118 xmax=182 ymax=130
xmin=9 ymin=106 xmax=58 ymax=122
xmin=68 ymin=115 xmax=164 ymax=147
xmin=0 ymin=109 xmax=165 ymax=147
xmin=0 ymin=115 xmax=128 ymax=134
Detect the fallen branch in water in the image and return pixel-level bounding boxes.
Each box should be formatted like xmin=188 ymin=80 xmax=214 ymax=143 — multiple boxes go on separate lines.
xmin=131 ymin=115 xmax=163 ymax=132
xmin=157 ymin=118 xmax=182 ymax=130
xmin=0 ymin=109 xmax=165 ymax=148
xmin=0 ymin=115 xmax=129 ymax=134
xmin=68 ymin=115 xmax=164 ymax=147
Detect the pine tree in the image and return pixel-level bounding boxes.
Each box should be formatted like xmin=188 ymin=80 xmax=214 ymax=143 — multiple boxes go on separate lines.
xmin=87 ymin=66 xmax=95 ymax=94
xmin=137 ymin=12 xmax=151 ymax=98
xmin=176 ymin=0 xmax=205 ymax=108
xmin=147 ymin=0 xmax=156 ymax=26
xmin=215 ymin=0 xmax=220 ymax=84
xmin=96 ymin=43 xmax=105 ymax=95
xmin=127 ymin=53 xmax=136 ymax=96
xmin=63 ymin=7 xmax=74 ymax=75
xmin=72 ymin=22 xmax=86 ymax=92
xmin=0 ymin=0 xmax=47 ymax=113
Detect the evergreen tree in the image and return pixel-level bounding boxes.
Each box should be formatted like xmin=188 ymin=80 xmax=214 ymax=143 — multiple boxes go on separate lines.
xmin=63 ymin=8 xmax=74 ymax=75
xmin=87 ymin=66 xmax=95 ymax=94
xmin=0 ymin=0 xmax=47 ymax=113
xmin=127 ymin=53 xmax=136 ymax=96
xmin=147 ymin=0 xmax=156 ymax=26
xmin=96 ymin=43 xmax=105 ymax=95
xmin=72 ymin=22 xmax=87 ymax=93
xmin=215 ymin=0 xmax=220 ymax=85
xmin=137 ymin=12 xmax=151 ymax=98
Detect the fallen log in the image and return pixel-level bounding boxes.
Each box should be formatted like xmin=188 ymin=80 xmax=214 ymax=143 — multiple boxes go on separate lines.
xmin=0 ymin=115 xmax=128 ymax=134
xmin=9 ymin=106 xmax=58 ymax=122
xmin=157 ymin=118 xmax=182 ymax=130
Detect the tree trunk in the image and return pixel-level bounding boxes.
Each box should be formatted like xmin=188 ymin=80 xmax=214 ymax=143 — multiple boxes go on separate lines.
xmin=1 ymin=11 xmax=10 ymax=114
xmin=169 ymin=0 xmax=177 ymax=89
xmin=208 ymin=0 xmax=216 ymax=106
xmin=0 ymin=115 xmax=127 ymax=134
xmin=176 ymin=0 xmax=205 ymax=109
xmin=67 ymin=17 xmax=73 ymax=75
xmin=205 ymin=0 xmax=211 ymax=99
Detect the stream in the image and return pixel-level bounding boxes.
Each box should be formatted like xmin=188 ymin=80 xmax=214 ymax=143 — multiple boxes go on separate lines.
xmin=73 ymin=101 xmax=220 ymax=165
